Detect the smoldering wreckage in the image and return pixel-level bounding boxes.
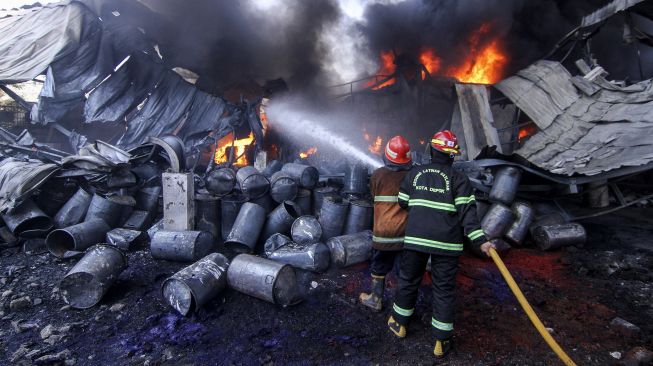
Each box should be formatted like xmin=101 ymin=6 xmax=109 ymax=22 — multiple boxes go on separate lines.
xmin=0 ymin=0 xmax=652 ymax=365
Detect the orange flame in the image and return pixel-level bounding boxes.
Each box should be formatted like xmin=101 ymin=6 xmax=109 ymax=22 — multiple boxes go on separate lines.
xmin=518 ymin=124 xmax=538 ymax=141
xmin=419 ymin=49 xmax=441 ymax=79
xmin=370 ymin=51 xmax=396 ymax=90
xmin=214 ymin=132 xmax=254 ymax=166
xmin=363 ymin=132 xmax=383 ymax=155
xmin=448 ymin=24 xmax=507 ymax=84
xmin=299 ymin=147 xmax=317 ymax=159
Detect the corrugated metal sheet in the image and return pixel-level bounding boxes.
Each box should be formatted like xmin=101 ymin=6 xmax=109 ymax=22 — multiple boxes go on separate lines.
xmin=496 ymin=60 xmax=653 ymax=176
xmin=451 ymin=84 xmax=502 ymax=160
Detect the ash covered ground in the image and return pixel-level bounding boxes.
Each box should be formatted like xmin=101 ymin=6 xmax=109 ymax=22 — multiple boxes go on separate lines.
xmin=1 ymin=208 xmax=651 ymax=366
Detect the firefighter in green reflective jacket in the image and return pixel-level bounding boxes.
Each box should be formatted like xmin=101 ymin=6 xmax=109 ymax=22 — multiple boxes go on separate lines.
xmin=387 ymin=130 xmax=495 ymax=358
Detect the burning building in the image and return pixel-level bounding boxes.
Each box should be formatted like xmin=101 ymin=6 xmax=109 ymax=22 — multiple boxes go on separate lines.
xmin=0 ymin=0 xmax=652 ymax=365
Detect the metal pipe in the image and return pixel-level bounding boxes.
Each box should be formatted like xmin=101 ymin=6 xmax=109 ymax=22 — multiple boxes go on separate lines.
xmin=59 ymin=244 xmax=127 ymax=309
xmin=227 ymin=254 xmax=300 ymax=306
xmin=162 ymin=253 xmax=230 ymax=316
xmin=46 ymin=219 xmax=111 ymax=258
xmin=291 ymin=215 xmax=323 ymax=245
xmin=150 ymin=230 xmax=213 ymax=262
xmin=54 ymin=188 xmax=92 ymax=229
xmin=224 ymin=202 xmax=266 ymax=253
xmin=326 ymin=230 xmax=373 ymax=268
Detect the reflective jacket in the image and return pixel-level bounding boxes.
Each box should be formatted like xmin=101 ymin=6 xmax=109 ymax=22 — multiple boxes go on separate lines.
xmin=370 ymin=166 xmax=409 ymax=251
xmin=398 ymin=157 xmax=486 ymax=256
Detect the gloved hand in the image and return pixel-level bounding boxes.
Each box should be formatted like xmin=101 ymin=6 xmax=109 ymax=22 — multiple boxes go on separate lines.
xmin=480 ymin=241 xmax=496 ymax=257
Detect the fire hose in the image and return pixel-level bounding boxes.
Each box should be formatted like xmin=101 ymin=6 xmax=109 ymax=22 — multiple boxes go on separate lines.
xmin=488 ymin=248 xmax=577 ymax=366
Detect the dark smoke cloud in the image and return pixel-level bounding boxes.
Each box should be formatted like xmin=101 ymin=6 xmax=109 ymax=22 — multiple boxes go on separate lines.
xmin=359 ymin=0 xmax=616 ymax=78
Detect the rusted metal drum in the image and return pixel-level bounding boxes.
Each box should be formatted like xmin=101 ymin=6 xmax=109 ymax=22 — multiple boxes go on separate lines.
xmin=489 ymin=166 xmax=522 ymax=205
xmin=343 ymin=164 xmax=368 ymax=195
xmin=319 ymin=196 xmax=349 ymax=240
xmin=220 ymin=194 xmax=247 ymax=241
xmin=293 ymin=188 xmax=312 ymax=216
xmin=195 ymin=192 xmax=221 ymax=240
xmin=291 ymin=216 xmax=323 ymax=245
xmin=236 ymin=166 xmax=269 ymax=199
xmin=59 ymin=244 xmax=127 ymax=309
xmin=343 ymin=200 xmax=373 ymax=235
xmin=46 ymin=219 xmax=111 ymax=258
xmin=282 ymin=163 xmax=319 ymax=189
xmin=481 ymin=203 xmax=515 ymax=239
xmin=150 ymin=230 xmax=213 ymax=262
xmin=205 ymin=167 xmax=237 ymax=197
xmin=270 ymin=171 xmax=298 ymax=203
xmin=224 ymin=202 xmax=266 ymax=253
xmin=312 ymin=186 xmax=338 ymax=216
xmin=505 ymin=201 xmax=535 ymax=246
xmin=162 ymin=253 xmax=229 ymax=316
xmin=265 ymin=235 xmax=330 ymax=273
xmin=326 ymin=230 xmax=373 ymax=268
xmin=260 ymin=201 xmax=302 ymax=243
xmin=533 ymin=223 xmax=586 ymax=251
xmin=227 ymin=254 xmax=300 ymax=306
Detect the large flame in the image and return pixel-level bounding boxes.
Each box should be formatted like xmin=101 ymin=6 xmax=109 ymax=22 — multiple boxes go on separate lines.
xmin=370 ymin=51 xmax=396 ymax=90
xmin=363 ymin=132 xmax=384 ymax=155
xmin=368 ymin=24 xmax=507 ymax=87
xmin=214 ymin=132 xmax=254 ymax=166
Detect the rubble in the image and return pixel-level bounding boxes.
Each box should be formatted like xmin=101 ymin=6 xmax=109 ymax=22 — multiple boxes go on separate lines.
xmin=610 ymin=317 xmax=642 ymax=338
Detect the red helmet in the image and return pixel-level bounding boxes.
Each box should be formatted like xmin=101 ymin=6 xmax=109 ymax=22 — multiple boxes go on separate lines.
xmin=384 ymin=135 xmax=412 ymax=165
xmin=430 ymin=130 xmax=460 ymax=156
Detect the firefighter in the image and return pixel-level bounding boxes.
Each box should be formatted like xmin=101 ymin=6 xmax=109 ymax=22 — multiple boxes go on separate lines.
xmin=387 ymin=130 xmax=495 ymax=358
xmin=359 ymin=135 xmax=412 ymax=311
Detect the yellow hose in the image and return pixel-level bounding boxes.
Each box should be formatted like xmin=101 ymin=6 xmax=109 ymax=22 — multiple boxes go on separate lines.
xmin=488 ymin=248 xmax=576 ymax=366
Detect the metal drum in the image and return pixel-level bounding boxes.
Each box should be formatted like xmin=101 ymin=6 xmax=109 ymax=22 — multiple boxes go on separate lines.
xmin=54 ymin=188 xmax=92 ymax=229
xmin=270 ymin=171 xmax=298 ymax=203
xmin=236 ymin=166 xmax=269 ymax=199
xmin=150 ymin=230 xmax=213 ymax=262
xmin=489 ymin=166 xmax=522 ymax=205
xmin=293 ymin=189 xmax=312 ymax=216
xmin=260 ymin=201 xmax=302 ymax=243
xmin=291 ymin=216 xmax=323 ymax=245
xmin=106 ymin=228 xmax=147 ymax=251
xmin=312 ymin=186 xmax=338 ymax=216
xmin=135 ymin=186 xmax=161 ymax=214
xmin=46 ymin=219 xmax=111 ymax=258
xmin=265 ymin=236 xmax=331 ymax=273
xmin=162 ymin=253 xmax=229 ymax=316
xmin=481 ymin=203 xmax=515 ymax=239
xmin=343 ymin=164 xmax=368 ymax=195
xmin=249 ymin=192 xmax=275 ymax=215
xmin=319 ymin=196 xmax=349 ymax=240
xmin=224 ymin=202 xmax=266 ymax=253
xmin=205 ymin=167 xmax=237 ymax=197
xmin=282 ymin=163 xmax=319 ymax=189
xmin=505 ymin=202 xmax=535 ymax=246
xmin=262 ymin=160 xmax=283 ymax=178
xmin=59 ymin=244 xmax=127 ymax=309
xmin=326 ymin=230 xmax=373 ymax=268
xmin=2 ymin=199 xmax=52 ymax=236
xmin=195 ymin=192 xmax=221 ymax=241
xmin=84 ymin=194 xmax=134 ymax=228
xmin=220 ymin=194 xmax=247 ymax=241
xmin=343 ymin=200 xmax=373 ymax=235
xmin=533 ymin=223 xmax=586 ymax=251
xmin=227 ymin=254 xmax=300 ymax=306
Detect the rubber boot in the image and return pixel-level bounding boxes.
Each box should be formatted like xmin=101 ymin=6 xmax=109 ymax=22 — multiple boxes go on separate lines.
xmin=358 ymin=274 xmax=385 ymax=311
xmin=433 ymin=339 xmax=452 ymax=358
xmin=387 ymin=316 xmax=406 ymax=338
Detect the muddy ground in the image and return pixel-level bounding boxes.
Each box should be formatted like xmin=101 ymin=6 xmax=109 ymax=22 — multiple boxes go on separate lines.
xmin=1 ymin=208 xmax=652 ymax=365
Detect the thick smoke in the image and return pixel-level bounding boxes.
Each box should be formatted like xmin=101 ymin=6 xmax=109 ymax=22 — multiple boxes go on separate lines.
xmin=92 ymin=0 xmax=649 ymax=92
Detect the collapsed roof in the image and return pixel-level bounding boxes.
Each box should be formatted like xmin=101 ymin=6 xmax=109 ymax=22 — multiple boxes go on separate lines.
xmin=0 ymin=1 xmax=262 ymax=151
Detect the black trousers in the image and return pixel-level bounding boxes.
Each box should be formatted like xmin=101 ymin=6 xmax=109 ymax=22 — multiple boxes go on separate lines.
xmin=370 ymin=249 xmax=401 ymax=276
xmin=391 ymin=250 xmax=459 ymax=340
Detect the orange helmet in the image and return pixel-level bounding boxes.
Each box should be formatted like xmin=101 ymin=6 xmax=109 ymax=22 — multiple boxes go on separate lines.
xmin=430 ymin=130 xmax=460 ymax=156
xmin=384 ymin=135 xmax=412 ymax=165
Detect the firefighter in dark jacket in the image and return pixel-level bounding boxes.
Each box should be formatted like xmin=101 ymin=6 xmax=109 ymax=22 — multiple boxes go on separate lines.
xmin=359 ymin=135 xmax=412 ymax=311
xmin=387 ymin=130 xmax=495 ymax=358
